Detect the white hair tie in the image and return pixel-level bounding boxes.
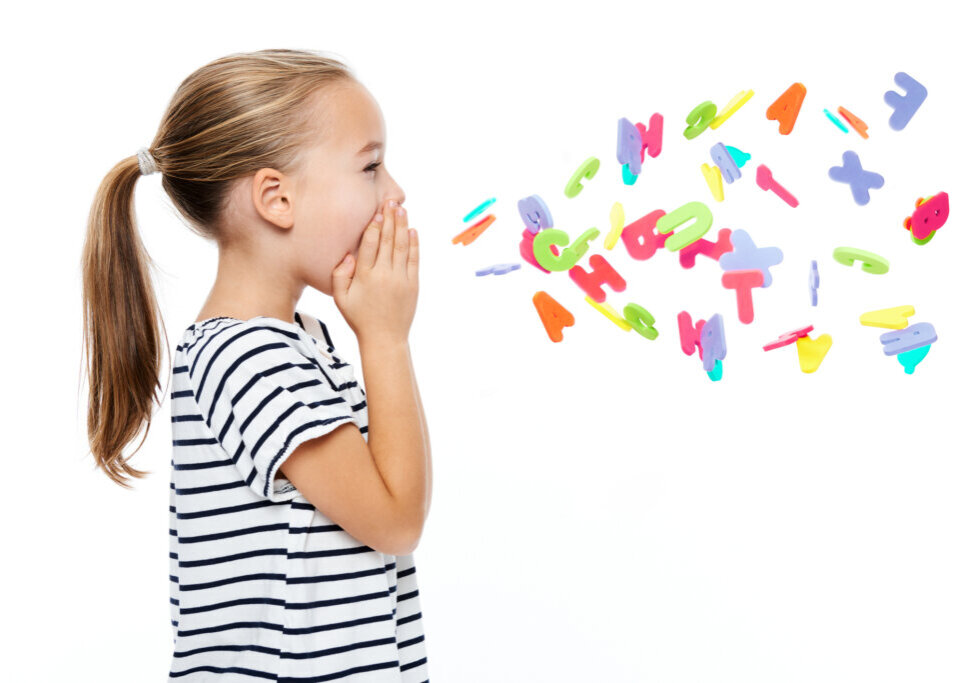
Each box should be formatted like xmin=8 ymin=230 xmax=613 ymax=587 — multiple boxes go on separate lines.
xmin=136 ymin=147 xmax=159 ymax=176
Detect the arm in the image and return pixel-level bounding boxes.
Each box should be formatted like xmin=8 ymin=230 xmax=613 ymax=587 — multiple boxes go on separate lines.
xmin=406 ymin=343 xmax=432 ymax=520
xmin=359 ymin=337 xmax=429 ymax=548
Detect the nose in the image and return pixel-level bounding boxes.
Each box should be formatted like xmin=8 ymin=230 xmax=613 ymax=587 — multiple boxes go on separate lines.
xmin=385 ymin=183 xmax=406 ymax=208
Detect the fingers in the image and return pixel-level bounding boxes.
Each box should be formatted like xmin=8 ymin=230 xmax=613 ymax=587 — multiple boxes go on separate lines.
xmin=359 ymin=208 xmax=385 ymax=271
xmin=376 ymin=199 xmax=397 ymax=267
xmin=359 ymin=200 xmax=412 ymax=275
xmin=393 ymin=204 xmax=418 ymax=281
xmin=407 ymin=225 xmax=419 ymax=284
xmin=393 ymin=203 xmax=410 ymax=272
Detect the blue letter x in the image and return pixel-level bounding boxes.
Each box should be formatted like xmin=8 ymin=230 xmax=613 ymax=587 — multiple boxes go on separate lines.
xmin=828 ymin=151 xmax=885 ymax=206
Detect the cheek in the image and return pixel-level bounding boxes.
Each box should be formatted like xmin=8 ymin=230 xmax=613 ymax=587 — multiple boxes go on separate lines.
xmin=299 ymin=178 xmax=377 ymax=254
xmin=350 ymin=223 xmax=367 ymax=254
xmin=351 ymin=205 xmax=382 ymax=250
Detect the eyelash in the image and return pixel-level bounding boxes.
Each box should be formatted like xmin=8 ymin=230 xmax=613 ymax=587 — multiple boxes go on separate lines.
xmin=364 ymin=162 xmax=382 ymax=174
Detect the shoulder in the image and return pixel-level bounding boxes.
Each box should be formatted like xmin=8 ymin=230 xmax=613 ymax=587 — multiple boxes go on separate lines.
xmin=186 ymin=317 xmax=319 ymax=394
xmin=205 ymin=316 xmax=312 ymax=356
xmin=293 ymin=309 xmax=337 ymax=354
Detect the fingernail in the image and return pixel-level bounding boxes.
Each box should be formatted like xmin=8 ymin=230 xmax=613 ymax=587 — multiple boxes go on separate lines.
xmin=396 ymin=205 xmax=405 ymax=216
xmin=388 ymin=199 xmax=397 ymax=208
xmin=374 ymin=212 xmax=383 ymax=223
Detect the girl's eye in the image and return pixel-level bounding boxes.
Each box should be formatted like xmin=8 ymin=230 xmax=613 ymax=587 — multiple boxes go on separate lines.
xmin=364 ymin=162 xmax=382 ymax=174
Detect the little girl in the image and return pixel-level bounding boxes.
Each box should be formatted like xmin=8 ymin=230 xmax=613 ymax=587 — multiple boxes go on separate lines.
xmin=80 ymin=49 xmax=431 ymax=681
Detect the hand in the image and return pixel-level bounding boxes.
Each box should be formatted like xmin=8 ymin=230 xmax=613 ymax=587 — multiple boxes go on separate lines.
xmin=332 ymin=199 xmax=419 ymax=345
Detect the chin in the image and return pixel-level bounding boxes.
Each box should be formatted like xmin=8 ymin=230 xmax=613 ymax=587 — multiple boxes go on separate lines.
xmin=306 ymin=275 xmax=334 ymax=298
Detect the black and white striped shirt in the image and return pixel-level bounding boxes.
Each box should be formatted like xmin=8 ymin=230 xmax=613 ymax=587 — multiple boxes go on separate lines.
xmin=168 ymin=310 xmax=428 ymax=681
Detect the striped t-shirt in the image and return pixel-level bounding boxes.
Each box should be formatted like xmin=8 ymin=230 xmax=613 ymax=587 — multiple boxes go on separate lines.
xmin=168 ymin=310 xmax=429 ymax=681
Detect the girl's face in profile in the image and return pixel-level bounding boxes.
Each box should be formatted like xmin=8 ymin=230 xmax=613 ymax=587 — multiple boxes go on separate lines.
xmin=293 ymin=79 xmax=406 ymax=295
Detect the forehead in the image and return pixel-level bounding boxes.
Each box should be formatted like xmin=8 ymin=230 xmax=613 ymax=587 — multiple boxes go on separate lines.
xmin=313 ymin=80 xmax=385 ymax=153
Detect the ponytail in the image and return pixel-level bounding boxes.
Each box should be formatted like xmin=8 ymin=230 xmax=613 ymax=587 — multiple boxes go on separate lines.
xmin=80 ymin=153 xmax=169 ymax=488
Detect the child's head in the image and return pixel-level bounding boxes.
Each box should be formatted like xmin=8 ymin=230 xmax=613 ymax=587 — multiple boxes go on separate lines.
xmin=80 ymin=48 xmax=403 ymax=487
xmin=155 ymin=48 xmax=405 ymax=294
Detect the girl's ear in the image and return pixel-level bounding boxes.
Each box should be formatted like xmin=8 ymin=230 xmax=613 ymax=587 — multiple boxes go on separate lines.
xmin=251 ymin=168 xmax=297 ymax=230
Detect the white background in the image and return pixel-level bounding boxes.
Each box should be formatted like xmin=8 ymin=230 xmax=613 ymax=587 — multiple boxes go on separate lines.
xmin=2 ymin=1 xmax=974 ymax=680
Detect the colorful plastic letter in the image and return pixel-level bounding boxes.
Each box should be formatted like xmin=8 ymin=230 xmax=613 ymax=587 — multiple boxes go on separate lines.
xmin=565 ymin=157 xmax=600 ymax=198
xmin=568 ymin=229 xmax=601 ymax=259
xmin=520 ymin=227 xmax=558 ymax=273
xmin=636 ymin=113 xmax=664 ymax=159
xmin=518 ymin=194 xmax=553 ymax=234
xmin=617 ymin=118 xmax=642 ymax=175
xmin=534 ymin=227 xmax=600 ymax=272
xmin=796 ymin=334 xmax=832 ymax=373
xmin=838 ymin=106 xmax=869 ymax=139
xmin=533 ymin=291 xmax=575 ymax=343
xmin=700 ymin=163 xmax=724 ymax=202
xmin=884 ymin=72 xmax=927 ymax=131
xmin=464 ymin=197 xmax=497 ymax=223
xmin=706 ymin=358 xmax=724 ymax=381
xmin=700 ymin=313 xmax=726 ymax=372
xmin=721 ymin=269 xmax=764 ymax=324
xmin=755 ymin=164 xmax=799 ymax=208
xmin=824 ymin=108 xmax=849 ymax=133
xmin=726 ymin=145 xmax=751 ymax=168
xmin=859 ymin=305 xmax=914 ymax=329
xmin=762 ymin=325 xmax=814 ymax=351
xmin=828 ymin=151 xmax=885 ymax=206
xmin=710 ymin=90 xmax=754 ymax=129
xmin=532 ymin=228 xmax=570 ymax=272
xmin=605 ymin=202 xmax=625 ymax=250
xmin=476 ymin=263 xmax=520 ymax=276
xmin=622 ymin=303 xmax=659 ymax=340
xmin=880 ymin=323 xmax=937 ymax=356
xmin=897 ymin=345 xmax=930 ymax=374
xmin=568 ymin=254 xmax=627 ymax=304
xmin=710 ymin=142 xmax=742 ymax=184
xmin=833 ymin=247 xmax=889 ymax=275
xmin=766 ymin=82 xmax=806 ymax=135
xmin=809 ymin=260 xmax=819 ymax=306
xmin=717 ymin=229 xmax=783 ymax=287
xmin=679 ymin=228 xmax=732 ymax=269
xmin=620 ymin=209 xmax=669 ymax=261
xmin=622 ymin=163 xmax=638 ymax=185
xmin=684 ymin=101 xmax=717 ymax=140
xmin=451 ymin=214 xmax=495 ymax=245
xmin=585 ymin=296 xmax=632 ymax=331
xmin=658 ymin=201 xmax=713 ymax=251
xmin=677 ymin=311 xmax=706 ymax=358
xmin=904 ymin=192 xmax=949 ymax=241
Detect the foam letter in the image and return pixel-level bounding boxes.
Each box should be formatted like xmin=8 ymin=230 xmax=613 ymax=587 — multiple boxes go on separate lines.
xmin=636 ymin=113 xmax=664 ymax=159
xmin=620 ymin=209 xmax=669 ymax=261
xmin=658 ymin=201 xmax=714 ymax=252
xmin=683 ymin=101 xmax=717 ymax=140
xmin=568 ymin=254 xmax=627 ymax=304
xmin=710 ymin=142 xmax=741 ymax=184
xmin=883 ymin=72 xmax=927 ymax=131
xmin=622 ymin=303 xmax=659 ymax=340
xmin=721 ymin=270 xmax=764 ymax=324
xmin=766 ymin=82 xmax=807 ymax=135
xmin=533 ymin=291 xmax=575 ymax=343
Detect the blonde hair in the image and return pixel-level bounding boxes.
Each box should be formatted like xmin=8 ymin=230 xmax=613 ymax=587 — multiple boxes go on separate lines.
xmin=80 ymin=48 xmax=356 ymax=488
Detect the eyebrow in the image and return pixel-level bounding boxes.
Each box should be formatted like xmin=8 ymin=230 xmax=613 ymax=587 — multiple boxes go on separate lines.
xmin=357 ymin=141 xmax=384 ymax=155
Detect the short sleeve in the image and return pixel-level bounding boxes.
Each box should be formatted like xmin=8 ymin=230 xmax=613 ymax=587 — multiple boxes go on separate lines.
xmin=186 ymin=319 xmax=358 ymax=502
